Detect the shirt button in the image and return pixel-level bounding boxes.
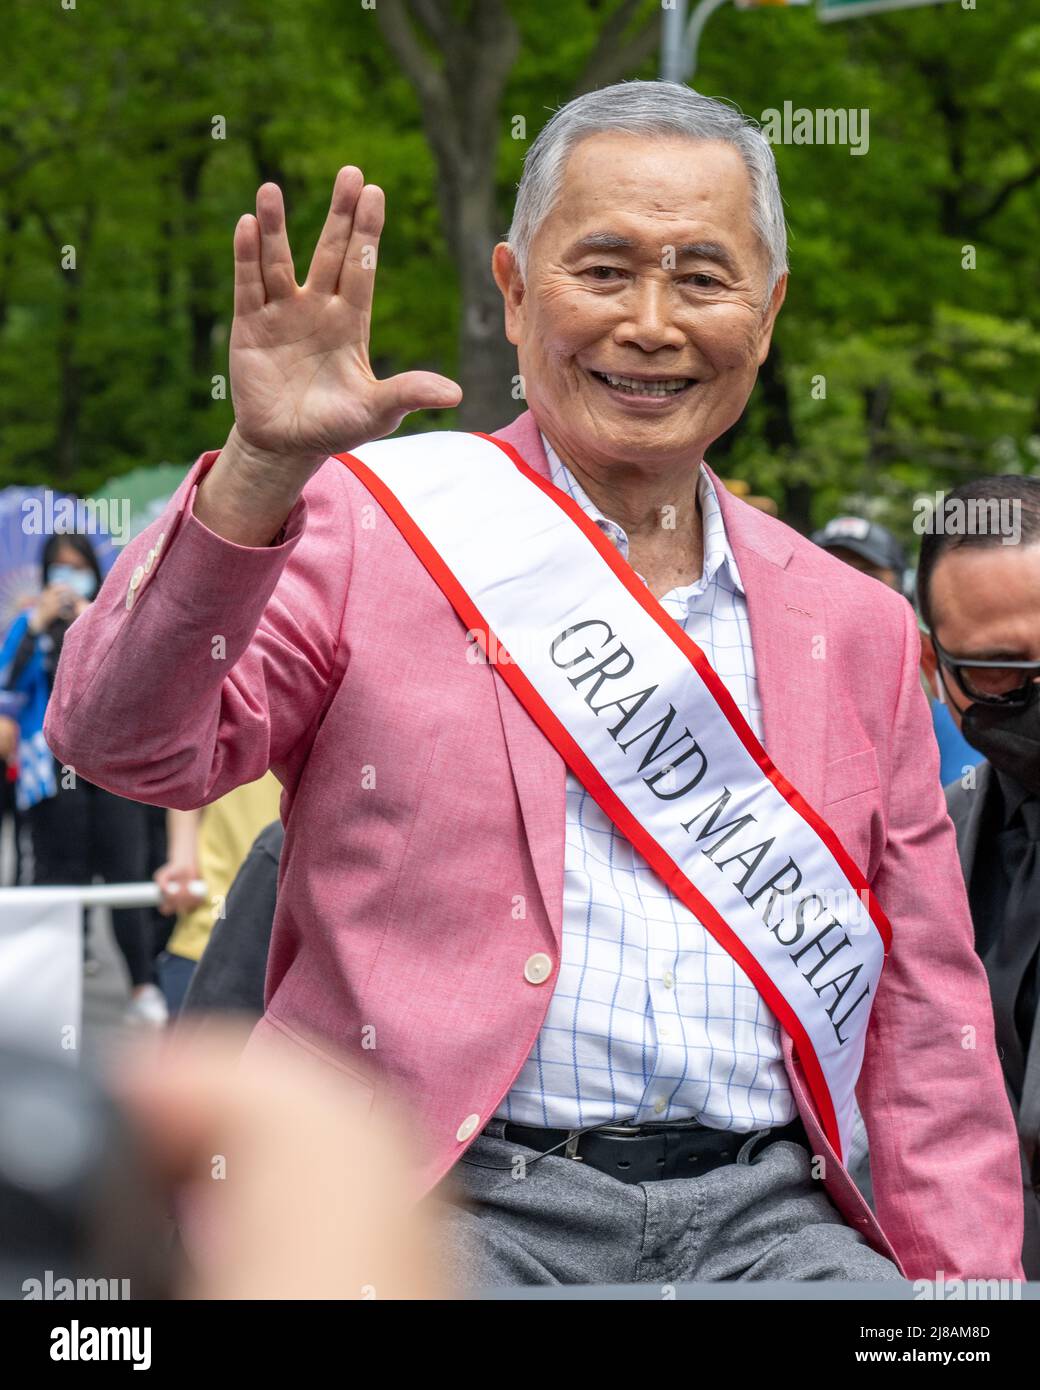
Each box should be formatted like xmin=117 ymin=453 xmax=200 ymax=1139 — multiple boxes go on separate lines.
xmin=662 ymin=971 xmax=675 ymax=989
xmin=653 ymin=1099 xmax=667 ymax=1116
xmin=523 ymin=952 xmax=553 ymax=984
xmin=456 ymin=1114 xmax=480 ymax=1143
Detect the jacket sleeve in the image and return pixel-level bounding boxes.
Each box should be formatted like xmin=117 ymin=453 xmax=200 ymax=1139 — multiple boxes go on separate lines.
xmin=43 ymin=450 xmax=353 ymax=811
xmin=856 ymin=598 xmax=1026 ymax=1280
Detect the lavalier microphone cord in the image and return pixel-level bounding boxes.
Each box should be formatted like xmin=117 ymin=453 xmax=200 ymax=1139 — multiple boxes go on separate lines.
xmin=459 ymin=1115 xmax=645 ymax=1171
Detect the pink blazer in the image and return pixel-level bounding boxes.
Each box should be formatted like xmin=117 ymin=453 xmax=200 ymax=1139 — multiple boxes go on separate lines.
xmin=45 ymin=409 xmax=1025 ymax=1280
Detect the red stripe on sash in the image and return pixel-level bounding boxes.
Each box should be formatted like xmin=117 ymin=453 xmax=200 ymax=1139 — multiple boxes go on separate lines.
xmin=476 ymin=432 xmax=892 ymax=956
xmin=336 ymin=437 xmax=889 ymax=1158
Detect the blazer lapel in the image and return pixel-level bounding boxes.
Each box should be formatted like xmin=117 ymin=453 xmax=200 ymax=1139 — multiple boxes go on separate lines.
xmin=488 ymin=413 xmax=567 ymax=945
xmin=488 ymin=681 xmax=567 ymax=950
xmin=952 ymin=758 xmax=993 ymax=887
xmin=483 ymin=421 xmax=857 ymax=1162
xmin=706 ymin=466 xmax=830 ymax=810
xmin=481 ymin=421 xmax=831 ymax=944
xmin=1019 ymin=992 xmax=1040 ymax=1165
xmin=710 ymin=484 xmax=838 ymax=1147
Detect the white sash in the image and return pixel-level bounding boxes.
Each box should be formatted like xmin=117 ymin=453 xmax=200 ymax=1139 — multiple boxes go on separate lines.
xmin=338 ymin=430 xmax=890 ymax=1161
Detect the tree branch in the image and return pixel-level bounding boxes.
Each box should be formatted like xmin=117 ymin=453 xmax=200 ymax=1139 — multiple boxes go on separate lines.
xmin=457 ymin=0 xmax=519 ymax=166
xmin=407 ymin=0 xmax=453 ymax=50
xmin=375 ymin=0 xmax=453 ymax=138
xmin=967 ymin=161 xmax=1040 ymax=231
xmin=571 ymin=0 xmax=660 ymax=97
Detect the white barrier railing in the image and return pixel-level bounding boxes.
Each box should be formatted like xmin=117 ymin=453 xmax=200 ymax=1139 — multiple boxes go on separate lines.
xmin=0 ymin=879 xmax=207 ymax=908
xmin=0 ymin=880 xmax=206 ymax=1059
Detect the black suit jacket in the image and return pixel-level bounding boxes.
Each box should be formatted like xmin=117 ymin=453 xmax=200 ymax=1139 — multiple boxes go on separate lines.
xmin=946 ymin=762 xmax=1040 ymax=1277
xmin=180 ymin=820 xmax=283 ymax=1019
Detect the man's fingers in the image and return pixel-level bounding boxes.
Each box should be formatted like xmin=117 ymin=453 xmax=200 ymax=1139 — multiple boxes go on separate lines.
xmin=232 ymin=215 xmax=266 ymax=317
xmin=255 ymin=183 xmax=297 ymax=302
xmin=335 ymin=182 xmax=385 ymax=321
xmin=305 ymin=165 xmax=365 ymax=297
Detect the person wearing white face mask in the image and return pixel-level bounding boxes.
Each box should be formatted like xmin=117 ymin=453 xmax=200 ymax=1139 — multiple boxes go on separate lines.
xmin=0 ymin=536 xmax=168 ymax=1027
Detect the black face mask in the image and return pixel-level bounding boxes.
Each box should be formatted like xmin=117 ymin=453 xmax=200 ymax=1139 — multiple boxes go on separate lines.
xmin=961 ymin=685 xmax=1040 ymax=796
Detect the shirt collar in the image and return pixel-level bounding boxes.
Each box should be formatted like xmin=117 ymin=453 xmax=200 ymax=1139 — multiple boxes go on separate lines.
xmin=539 ymin=430 xmax=745 ymax=600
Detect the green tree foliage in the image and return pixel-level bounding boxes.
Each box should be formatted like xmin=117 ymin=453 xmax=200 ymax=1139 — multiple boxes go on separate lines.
xmin=2 ymin=0 xmax=1038 ymax=543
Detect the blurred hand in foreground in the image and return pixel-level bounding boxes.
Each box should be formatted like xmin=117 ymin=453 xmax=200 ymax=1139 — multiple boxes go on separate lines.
xmin=110 ymin=1021 xmax=445 ymax=1300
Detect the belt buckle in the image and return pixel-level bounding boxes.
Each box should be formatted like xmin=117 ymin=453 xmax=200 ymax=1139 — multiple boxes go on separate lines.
xmin=565 ymin=1122 xmax=643 ymax=1161
xmin=564 ymin=1131 xmax=585 ymax=1161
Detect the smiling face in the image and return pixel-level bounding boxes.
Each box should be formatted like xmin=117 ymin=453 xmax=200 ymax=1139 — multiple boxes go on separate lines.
xmin=493 ymin=132 xmax=786 ymax=478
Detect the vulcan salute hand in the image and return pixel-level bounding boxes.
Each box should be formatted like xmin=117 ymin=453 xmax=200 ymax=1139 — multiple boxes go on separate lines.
xmin=195 ymin=166 xmax=463 ymax=546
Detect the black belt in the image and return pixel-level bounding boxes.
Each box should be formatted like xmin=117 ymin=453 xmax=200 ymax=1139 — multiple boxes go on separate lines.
xmin=497 ymin=1115 xmax=810 ymax=1185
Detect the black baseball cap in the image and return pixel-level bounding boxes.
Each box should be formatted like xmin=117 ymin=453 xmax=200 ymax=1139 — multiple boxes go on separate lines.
xmin=811 ymin=516 xmax=907 ymax=574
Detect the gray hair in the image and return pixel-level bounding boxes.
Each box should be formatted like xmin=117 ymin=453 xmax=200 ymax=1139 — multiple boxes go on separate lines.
xmin=507 ymin=80 xmax=788 ymax=297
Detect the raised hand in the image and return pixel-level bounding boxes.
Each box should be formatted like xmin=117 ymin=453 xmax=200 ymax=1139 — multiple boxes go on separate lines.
xmin=196 ymin=167 xmax=462 ymax=546
xmin=231 ymin=166 xmax=461 ymax=466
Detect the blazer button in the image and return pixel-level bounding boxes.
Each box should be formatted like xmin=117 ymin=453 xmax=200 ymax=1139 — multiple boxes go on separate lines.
xmin=524 ymin=952 xmax=553 ymax=984
xmin=144 ymin=547 xmax=156 ymax=573
xmin=129 ymin=565 xmax=145 ymax=591
xmin=456 ymin=1114 xmax=480 ymax=1143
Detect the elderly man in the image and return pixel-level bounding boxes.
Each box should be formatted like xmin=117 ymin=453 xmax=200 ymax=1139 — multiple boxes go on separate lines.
xmin=46 ymin=81 xmax=1021 ymax=1289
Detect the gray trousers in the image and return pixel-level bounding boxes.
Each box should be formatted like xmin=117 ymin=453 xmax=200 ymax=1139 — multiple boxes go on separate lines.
xmin=427 ymin=1120 xmax=905 ymax=1290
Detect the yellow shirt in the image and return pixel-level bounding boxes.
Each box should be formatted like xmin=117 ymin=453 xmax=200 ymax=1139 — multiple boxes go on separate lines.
xmin=167 ymin=772 xmax=283 ymax=962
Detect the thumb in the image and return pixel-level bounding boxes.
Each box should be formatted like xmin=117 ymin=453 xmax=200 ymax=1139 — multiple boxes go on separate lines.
xmin=379 ymin=370 xmax=462 ymax=419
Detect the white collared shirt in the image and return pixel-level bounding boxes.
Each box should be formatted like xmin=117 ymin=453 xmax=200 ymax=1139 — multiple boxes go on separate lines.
xmin=495 ymin=434 xmax=798 ymax=1132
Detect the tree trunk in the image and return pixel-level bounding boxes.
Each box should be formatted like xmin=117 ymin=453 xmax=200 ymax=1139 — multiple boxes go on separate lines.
xmin=54 ymin=259 xmax=84 ymax=483
xmin=180 ymin=153 xmax=217 ymax=416
xmin=376 ymin=0 xmax=519 ymax=430
xmin=375 ymin=0 xmax=663 ymax=431
xmin=758 ymin=347 xmax=809 ymax=532
xmin=35 ymin=201 xmax=95 ymax=483
xmin=0 ymin=204 xmax=22 ymax=335
xmin=454 ymin=173 xmax=520 ymax=431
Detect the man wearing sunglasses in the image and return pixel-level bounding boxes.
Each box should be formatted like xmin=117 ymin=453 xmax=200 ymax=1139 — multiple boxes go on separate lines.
xmin=918 ymin=475 xmax=1040 ymax=1276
